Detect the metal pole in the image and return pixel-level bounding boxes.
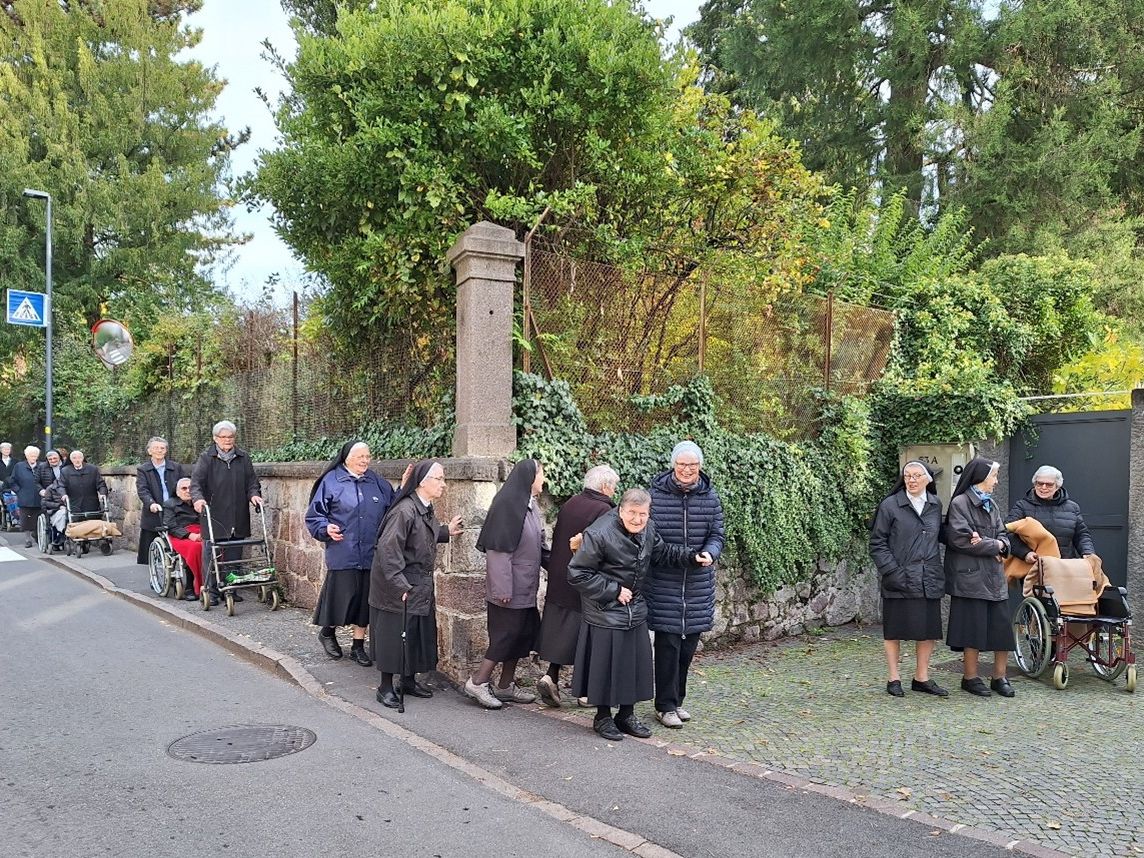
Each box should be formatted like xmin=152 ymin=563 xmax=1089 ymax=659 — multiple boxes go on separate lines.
xmin=22 ymin=189 xmax=52 ymax=448
xmin=824 ymin=289 xmax=834 ymax=394
xmin=698 ymin=274 xmax=707 ymax=373
xmin=292 ymin=290 xmax=299 ymax=443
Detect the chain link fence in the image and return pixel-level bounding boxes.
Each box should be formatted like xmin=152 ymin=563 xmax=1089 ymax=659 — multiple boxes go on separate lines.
xmin=523 ymin=244 xmax=896 ymax=437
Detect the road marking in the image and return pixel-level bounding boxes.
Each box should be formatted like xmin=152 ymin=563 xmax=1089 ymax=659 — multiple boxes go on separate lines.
xmin=18 ymin=592 xmax=104 ymax=629
xmin=0 ymin=571 xmax=39 ymax=592
xmin=0 ymin=546 xmax=27 ymax=562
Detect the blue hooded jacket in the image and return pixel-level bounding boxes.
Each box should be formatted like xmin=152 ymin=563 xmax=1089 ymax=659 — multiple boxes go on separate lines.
xmin=305 ymin=467 xmax=395 ymax=571
xmin=645 ymin=469 xmax=725 ymax=635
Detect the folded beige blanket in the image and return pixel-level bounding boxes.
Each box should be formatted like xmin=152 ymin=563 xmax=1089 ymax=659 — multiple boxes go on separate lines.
xmin=66 ymin=519 xmax=122 ymax=539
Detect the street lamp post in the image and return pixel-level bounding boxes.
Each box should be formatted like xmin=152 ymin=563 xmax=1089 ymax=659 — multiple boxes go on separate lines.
xmin=22 ymin=189 xmax=53 ymax=450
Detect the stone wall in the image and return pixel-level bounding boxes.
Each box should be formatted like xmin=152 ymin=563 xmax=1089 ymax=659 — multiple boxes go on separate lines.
xmin=104 ymin=461 xmax=879 ymax=674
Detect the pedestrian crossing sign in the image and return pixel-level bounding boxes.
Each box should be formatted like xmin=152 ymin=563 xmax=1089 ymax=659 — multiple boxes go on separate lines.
xmin=6 ymin=290 xmax=48 ymax=328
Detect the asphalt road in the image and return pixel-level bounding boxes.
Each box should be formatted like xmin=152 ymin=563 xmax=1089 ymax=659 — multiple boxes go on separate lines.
xmin=0 ymin=553 xmax=625 ymax=858
xmin=0 ymin=548 xmax=1019 ymax=858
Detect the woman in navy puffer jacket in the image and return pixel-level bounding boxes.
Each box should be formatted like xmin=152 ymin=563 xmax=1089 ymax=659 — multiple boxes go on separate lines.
xmin=646 ymin=441 xmax=725 ymax=728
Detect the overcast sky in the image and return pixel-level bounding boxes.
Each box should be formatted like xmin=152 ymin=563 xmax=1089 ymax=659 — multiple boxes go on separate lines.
xmin=187 ymin=1 xmax=701 ymax=304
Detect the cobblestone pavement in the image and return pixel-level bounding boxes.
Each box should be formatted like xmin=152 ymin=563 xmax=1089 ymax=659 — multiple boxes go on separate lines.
xmin=556 ymin=628 xmax=1141 ymax=858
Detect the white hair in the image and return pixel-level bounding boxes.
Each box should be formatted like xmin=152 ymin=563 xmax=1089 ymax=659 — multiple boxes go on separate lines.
xmin=147 ymin=436 xmax=168 ymax=451
xmin=670 ymin=441 xmax=703 ymax=467
xmin=212 ymin=420 xmax=237 ymax=436
xmin=1032 ymin=465 xmax=1063 ymax=487
xmin=0 ymin=442 xmax=11 ymax=451
xmin=583 ymin=465 xmax=619 ymax=492
xmin=24 ymin=445 xmax=39 ymax=457
xmin=619 ymin=487 xmax=651 ymax=508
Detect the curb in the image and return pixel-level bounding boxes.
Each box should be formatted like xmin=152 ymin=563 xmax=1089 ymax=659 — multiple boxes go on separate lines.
xmin=35 ymin=549 xmax=683 ymax=858
xmin=38 ymin=548 xmax=1072 ymax=858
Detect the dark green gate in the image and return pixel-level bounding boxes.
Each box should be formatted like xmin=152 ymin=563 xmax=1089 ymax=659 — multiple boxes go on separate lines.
xmin=1009 ymin=410 xmax=1131 ymax=588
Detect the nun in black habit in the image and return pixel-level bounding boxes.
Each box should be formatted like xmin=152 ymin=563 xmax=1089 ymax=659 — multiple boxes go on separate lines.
xmin=463 ymin=459 xmax=548 ymax=709
xmin=369 ymin=460 xmax=461 ymax=710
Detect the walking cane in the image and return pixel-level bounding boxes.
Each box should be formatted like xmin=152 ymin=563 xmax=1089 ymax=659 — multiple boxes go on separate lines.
xmin=398 ymin=593 xmax=408 ymax=714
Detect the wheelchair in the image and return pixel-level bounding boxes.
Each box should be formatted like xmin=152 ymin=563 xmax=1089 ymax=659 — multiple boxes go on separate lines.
xmin=147 ymin=529 xmax=189 ymax=601
xmin=1013 ymin=557 xmax=1136 ymax=692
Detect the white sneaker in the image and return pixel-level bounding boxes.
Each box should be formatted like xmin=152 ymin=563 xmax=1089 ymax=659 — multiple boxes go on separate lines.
xmin=464 ymin=677 xmax=503 ymax=709
xmin=675 ymin=707 xmax=691 ymax=722
xmin=537 ymin=675 xmax=561 ymax=707
xmin=655 ymin=710 xmax=683 ymax=728
xmin=491 ymin=682 xmax=537 ymax=704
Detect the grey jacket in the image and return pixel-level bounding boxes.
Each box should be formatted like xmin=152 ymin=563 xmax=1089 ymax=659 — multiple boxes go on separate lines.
xmin=943 ymin=492 xmax=1010 ymax=602
xmin=868 ymin=490 xmax=944 ymax=599
xmin=484 ymin=504 xmax=548 ymax=609
xmin=369 ymin=494 xmax=449 ymax=616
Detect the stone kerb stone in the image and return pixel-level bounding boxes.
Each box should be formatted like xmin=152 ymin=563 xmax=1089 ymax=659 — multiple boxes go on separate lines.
xmin=1128 ymin=389 xmax=1144 ymax=599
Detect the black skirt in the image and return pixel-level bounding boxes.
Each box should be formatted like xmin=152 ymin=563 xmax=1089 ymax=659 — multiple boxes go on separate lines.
xmin=137 ymin=529 xmax=159 ymax=565
xmin=19 ymin=508 xmax=39 ymax=533
xmin=312 ymin=567 xmax=370 ymax=628
xmin=882 ymin=598 xmax=942 ymax=641
xmin=947 ymin=597 xmax=1016 ymax=652
xmin=537 ymin=602 xmax=582 ymax=666
xmin=485 ymin=602 xmax=540 ymax=661
xmin=571 ymin=621 xmax=654 ymax=707
xmin=370 ymin=605 xmax=438 ymax=675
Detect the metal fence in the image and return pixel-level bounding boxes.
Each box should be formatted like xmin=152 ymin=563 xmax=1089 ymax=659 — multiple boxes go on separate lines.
xmin=522 ymin=244 xmax=896 ymax=436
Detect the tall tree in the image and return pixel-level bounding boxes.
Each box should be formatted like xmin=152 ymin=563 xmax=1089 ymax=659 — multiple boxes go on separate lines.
xmin=0 ymin=0 xmax=245 ymax=437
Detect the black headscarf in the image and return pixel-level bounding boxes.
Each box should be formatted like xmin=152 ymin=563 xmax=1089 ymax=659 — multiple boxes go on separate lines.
xmin=308 ymin=439 xmax=366 ymax=503
xmin=885 ymin=460 xmax=938 ymax=501
xmin=379 ymin=459 xmax=439 ymax=527
xmin=476 ymin=459 xmax=539 ymax=554
xmin=950 ymin=457 xmax=998 ymax=502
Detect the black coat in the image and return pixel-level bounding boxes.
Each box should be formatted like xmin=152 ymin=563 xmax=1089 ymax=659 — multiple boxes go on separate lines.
xmin=36 ymin=461 xmax=63 ymax=492
xmin=944 ymin=493 xmax=1010 ymax=601
xmin=58 ymin=464 xmax=108 ymax=515
xmin=0 ymin=456 xmax=15 ymax=488
xmin=869 ymin=490 xmax=944 ymax=599
xmin=137 ymin=460 xmax=187 ymax=531
xmin=1004 ymin=487 xmax=1094 ymax=560
xmin=568 ymin=510 xmax=695 ymax=630
xmin=190 ymin=444 xmax=261 ymax=540
xmin=646 ymin=470 xmax=726 ymax=635
xmin=369 ymin=494 xmax=449 ymax=616
xmin=545 ymin=489 xmax=615 ymax=611
xmin=9 ymin=461 xmax=41 ymax=509
xmin=161 ymin=497 xmax=200 ymax=539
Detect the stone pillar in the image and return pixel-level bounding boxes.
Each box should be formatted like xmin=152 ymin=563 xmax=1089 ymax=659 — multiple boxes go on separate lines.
xmin=1127 ymin=390 xmax=1144 ymax=599
xmin=446 ymin=221 xmax=523 ymax=459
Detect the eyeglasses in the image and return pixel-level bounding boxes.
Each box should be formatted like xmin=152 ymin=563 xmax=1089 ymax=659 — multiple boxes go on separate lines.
xmin=675 ymin=462 xmax=700 ymax=471
xmin=1034 ymin=481 xmax=1057 ymax=489
xmin=216 ymin=434 xmax=236 ymax=440
xmin=903 ymin=474 xmax=927 ymax=481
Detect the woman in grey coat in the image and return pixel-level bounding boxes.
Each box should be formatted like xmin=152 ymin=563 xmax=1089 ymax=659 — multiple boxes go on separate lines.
xmin=869 ymin=461 xmax=946 ymax=698
xmin=944 ymin=458 xmax=1016 ymax=698
xmin=463 ymin=459 xmax=548 ymax=709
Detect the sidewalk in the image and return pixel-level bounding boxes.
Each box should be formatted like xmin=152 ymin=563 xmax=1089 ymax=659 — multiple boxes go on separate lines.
xmin=23 ymin=539 xmax=1134 ymax=857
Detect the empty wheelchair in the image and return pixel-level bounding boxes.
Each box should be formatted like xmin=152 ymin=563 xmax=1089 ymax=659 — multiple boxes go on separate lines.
xmin=1013 ymin=557 xmax=1136 ymax=692
xmin=147 ymin=529 xmax=189 ymax=601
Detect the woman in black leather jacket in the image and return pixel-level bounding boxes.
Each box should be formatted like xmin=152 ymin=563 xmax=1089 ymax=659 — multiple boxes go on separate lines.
xmin=567 ymin=488 xmax=709 ymax=741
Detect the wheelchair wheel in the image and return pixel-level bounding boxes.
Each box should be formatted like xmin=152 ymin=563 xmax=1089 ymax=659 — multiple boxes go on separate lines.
xmin=1090 ymin=625 xmax=1128 ymax=682
xmin=147 ymin=539 xmax=169 ymax=596
xmin=1052 ymin=662 xmax=1069 ymax=690
xmin=36 ymin=515 xmax=49 ymax=553
xmin=1013 ymin=597 xmax=1052 ymax=678
xmin=1127 ymin=665 xmax=1137 ymax=693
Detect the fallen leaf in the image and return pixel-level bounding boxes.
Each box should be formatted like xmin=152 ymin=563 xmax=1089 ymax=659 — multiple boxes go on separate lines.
xmin=667 ymin=749 xmax=687 ymax=757
xmin=895 ymin=787 xmax=912 ymax=800
xmin=929 ymin=830 xmax=942 ymax=837
xmin=563 ymin=776 xmax=572 ymax=781
xmin=1045 ymin=820 xmax=1062 ymax=830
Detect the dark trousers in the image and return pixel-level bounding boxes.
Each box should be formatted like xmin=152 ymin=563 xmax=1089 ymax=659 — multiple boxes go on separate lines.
xmin=653 ymin=631 xmax=699 ymax=713
xmin=137 ymin=528 xmax=159 ymax=565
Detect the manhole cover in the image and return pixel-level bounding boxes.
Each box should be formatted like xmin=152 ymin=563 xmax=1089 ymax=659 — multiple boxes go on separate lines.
xmin=167 ymin=724 xmax=316 ymax=764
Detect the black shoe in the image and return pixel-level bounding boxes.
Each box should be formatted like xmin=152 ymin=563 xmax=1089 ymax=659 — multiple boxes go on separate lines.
xmin=990 ymin=677 xmax=1015 ymax=698
xmin=377 ymin=685 xmax=401 ymax=710
xmin=886 ymin=680 xmax=904 ymax=697
xmin=23 ymin=537 xmax=33 ymax=548
xmin=614 ymin=715 xmax=652 ymax=738
xmin=398 ymin=677 xmax=433 ymax=698
xmin=593 ymin=716 xmax=623 ymax=741
xmin=960 ymin=677 xmax=992 ymax=697
xmin=232 ymin=594 xmax=244 ymax=602
xmin=348 ymin=647 xmax=372 ymax=667
xmin=184 ymin=592 xmax=199 ymax=602
xmin=911 ymin=678 xmax=949 ymax=698
xmin=319 ymin=631 xmax=343 ymax=660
